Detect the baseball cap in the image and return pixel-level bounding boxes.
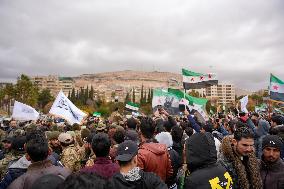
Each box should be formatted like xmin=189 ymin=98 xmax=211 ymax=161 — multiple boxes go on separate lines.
xmin=116 ymin=140 xmax=138 ymax=162
xmin=262 ymin=135 xmax=283 ymax=150
xmin=58 ymin=133 xmax=73 ymax=144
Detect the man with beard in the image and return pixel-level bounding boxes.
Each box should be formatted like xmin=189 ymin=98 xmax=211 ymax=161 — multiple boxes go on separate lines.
xmin=260 ymin=135 xmax=284 ymax=189
xmin=47 ymin=131 xmax=62 ymax=156
xmin=219 ymin=127 xmax=262 ymax=189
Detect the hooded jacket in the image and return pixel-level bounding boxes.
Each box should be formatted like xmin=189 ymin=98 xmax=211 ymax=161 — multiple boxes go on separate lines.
xmin=137 ymin=142 xmax=173 ymax=182
xmin=184 ymin=132 xmax=234 ymax=189
xmin=111 ymin=168 xmax=167 ymax=189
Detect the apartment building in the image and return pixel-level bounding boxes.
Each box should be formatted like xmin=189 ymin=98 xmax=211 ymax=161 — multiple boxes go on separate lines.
xmin=32 ymin=75 xmax=74 ymax=96
xmin=205 ymin=84 xmax=235 ymax=105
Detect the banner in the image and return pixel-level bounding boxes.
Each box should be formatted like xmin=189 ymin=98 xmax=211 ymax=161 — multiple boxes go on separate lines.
xmin=240 ymin=95 xmax=249 ymax=113
xmin=12 ymin=101 xmax=39 ymax=121
xmin=49 ymin=91 xmax=87 ymax=125
xmin=152 ymin=89 xmax=180 ymax=115
xmin=152 ymin=88 xmax=208 ymax=119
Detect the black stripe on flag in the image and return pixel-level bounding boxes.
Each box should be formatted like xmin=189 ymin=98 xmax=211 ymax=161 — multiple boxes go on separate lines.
xmin=270 ymin=91 xmax=284 ymax=102
xmin=183 ymin=80 xmax=218 ymax=89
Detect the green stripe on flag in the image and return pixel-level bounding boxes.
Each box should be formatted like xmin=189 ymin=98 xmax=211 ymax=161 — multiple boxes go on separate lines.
xmin=93 ymin=112 xmax=101 ymax=117
xmin=168 ymin=88 xmax=208 ymax=106
xmin=182 ymin=68 xmax=203 ymax=77
xmin=126 ymin=102 xmax=140 ymax=108
xmin=271 ymin=74 xmax=284 ymax=84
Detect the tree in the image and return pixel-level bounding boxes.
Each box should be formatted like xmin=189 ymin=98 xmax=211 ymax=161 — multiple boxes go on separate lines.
xmin=3 ymin=84 xmax=14 ymax=114
xmin=68 ymin=90 xmax=71 ymax=99
xmin=140 ymin=85 xmax=144 ymax=104
xmin=111 ymin=91 xmax=116 ymax=100
xmin=85 ymin=86 xmax=89 ymax=103
xmin=249 ymin=94 xmax=263 ymax=106
xmin=89 ymin=86 xmax=94 ymax=100
xmin=132 ymin=88 xmax=136 ymax=103
xmin=142 ymin=89 xmax=147 ymax=104
xmin=38 ymin=89 xmax=54 ymax=109
xmin=0 ymin=89 xmax=4 ymax=108
xmin=70 ymin=88 xmax=76 ymax=102
xmin=147 ymin=88 xmax=151 ymax=104
xmin=125 ymin=92 xmax=130 ymax=103
xmin=14 ymin=74 xmax=39 ymax=106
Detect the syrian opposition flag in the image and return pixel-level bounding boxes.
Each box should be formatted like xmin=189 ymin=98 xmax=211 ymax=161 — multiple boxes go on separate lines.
xmin=93 ymin=112 xmax=101 ymax=117
xmin=152 ymin=88 xmax=208 ymax=119
xmin=255 ymin=103 xmax=267 ymax=113
xmin=49 ymin=90 xmax=87 ymax=125
xmin=125 ymin=102 xmax=139 ymax=112
xmin=270 ymin=74 xmax=284 ymax=103
xmin=12 ymin=101 xmax=39 ymax=121
xmin=182 ymin=68 xmax=218 ymax=89
xmin=152 ymin=89 xmax=180 ymax=115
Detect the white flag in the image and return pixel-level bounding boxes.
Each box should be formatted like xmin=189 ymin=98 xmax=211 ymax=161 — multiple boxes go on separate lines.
xmin=12 ymin=101 xmax=39 ymax=121
xmin=240 ymin=95 xmax=249 ymax=113
xmin=49 ymin=91 xmax=87 ymax=125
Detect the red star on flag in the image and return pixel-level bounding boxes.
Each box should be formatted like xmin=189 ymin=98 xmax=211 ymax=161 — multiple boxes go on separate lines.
xmin=191 ymin=78 xmax=194 ymax=81
xmin=200 ymin=76 xmax=204 ymax=80
xmin=208 ymin=74 xmax=212 ymax=79
xmin=273 ymin=85 xmax=279 ymax=90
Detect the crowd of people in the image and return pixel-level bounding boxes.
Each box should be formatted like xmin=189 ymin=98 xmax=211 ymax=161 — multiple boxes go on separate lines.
xmin=0 ymin=107 xmax=283 ymax=189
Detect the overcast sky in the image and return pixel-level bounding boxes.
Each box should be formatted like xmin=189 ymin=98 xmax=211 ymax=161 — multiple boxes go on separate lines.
xmin=0 ymin=0 xmax=283 ymax=91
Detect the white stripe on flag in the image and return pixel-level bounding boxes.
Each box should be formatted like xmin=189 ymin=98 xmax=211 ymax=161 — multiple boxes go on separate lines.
xmin=183 ymin=74 xmax=217 ymax=83
xmin=125 ymin=104 xmax=139 ymax=111
xmin=270 ymin=82 xmax=284 ymax=93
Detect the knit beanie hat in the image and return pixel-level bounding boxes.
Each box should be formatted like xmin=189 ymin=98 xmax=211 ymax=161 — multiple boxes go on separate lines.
xmin=262 ymin=135 xmax=283 ymax=150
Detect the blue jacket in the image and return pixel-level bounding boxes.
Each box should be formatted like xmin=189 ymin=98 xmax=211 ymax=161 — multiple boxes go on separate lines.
xmin=187 ymin=115 xmax=200 ymax=133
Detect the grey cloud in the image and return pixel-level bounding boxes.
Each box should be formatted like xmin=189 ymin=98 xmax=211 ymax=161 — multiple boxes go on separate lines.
xmin=0 ymin=0 xmax=283 ymax=91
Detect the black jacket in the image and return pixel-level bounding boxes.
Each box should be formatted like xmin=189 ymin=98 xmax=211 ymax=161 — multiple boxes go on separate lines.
xmin=184 ymin=132 xmax=234 ymax=189
xmin=260 ymin=158 xmax=284 ymax=189
xmin=167 ymin=147 xmax=182 ymax=187
xmin=111 ymin=170 xmax=167 ymax=189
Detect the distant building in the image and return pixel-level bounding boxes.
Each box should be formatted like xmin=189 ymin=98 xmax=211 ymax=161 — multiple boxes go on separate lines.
xmin=0 ymin=82 xmax=13 ymax=89
xmin=205 ymin=84 xmax=235 ymax=105
xmin=31 ymin=75 xmax=74 ymax=96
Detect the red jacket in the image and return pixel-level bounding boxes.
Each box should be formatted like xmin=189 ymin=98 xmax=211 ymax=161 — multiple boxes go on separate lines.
xmin=137 ymin=142 xmax=173 ymax=182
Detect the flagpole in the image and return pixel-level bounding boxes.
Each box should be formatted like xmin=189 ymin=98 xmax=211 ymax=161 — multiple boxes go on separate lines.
xmin=268 ymin=98 xmax=272 ymax=119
